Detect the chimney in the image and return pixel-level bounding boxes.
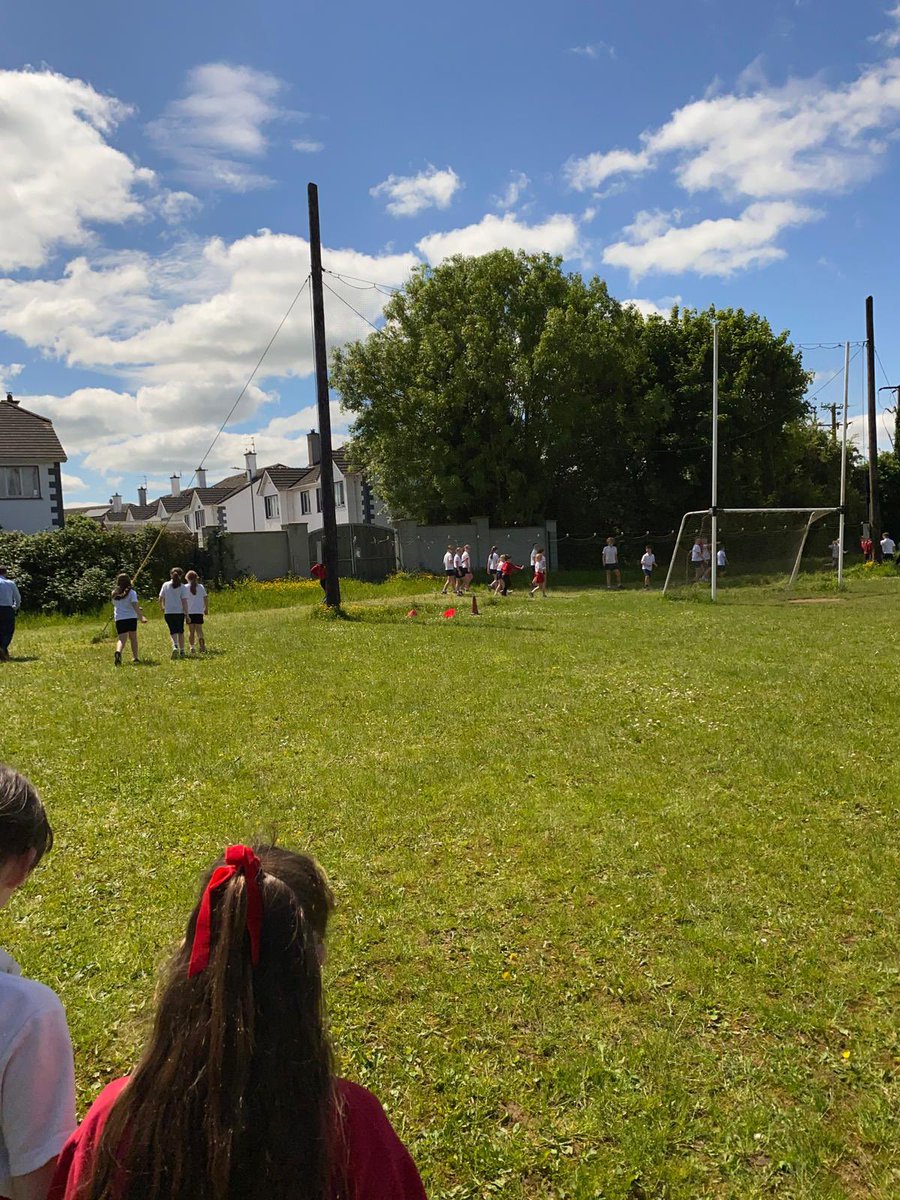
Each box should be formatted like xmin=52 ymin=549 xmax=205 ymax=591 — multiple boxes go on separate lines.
xmin=170 ymin=473 xmax=181 ymax=497
xmin=196 ymin=467 xmax=207 ymax=488
xmin=307 ymin=429 xmax=321 ymax=466
xmin=137 ymin=485 xmax=147 ymax=506
xmin=6 ymin=393 xmax=18 ymax=407
xmin=111 ymin=493 xmax=123 ymax=513
xmin=244 ymin=449 xmax=258 ymax=480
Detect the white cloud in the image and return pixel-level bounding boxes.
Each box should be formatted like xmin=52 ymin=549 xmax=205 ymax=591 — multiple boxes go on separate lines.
xmin=622 ymin=296 xmax=682 ymax=319
xmin=152 ymin=190 xmax=202 ymax=223
xmin=568 ymin=55 xmax=900 ymax=201
xmin=565 ymin=148 xmax=653 ymax=191
xmin=0 ymin=68 xmax=152 ymax=271
xmin=416 ymin=212 xmax=582 ymax=264
xmin=493 ymin=172 xmax=530 ymax=210
xmin=61 ymin=471 xmax=89 ymax=492
xmin=871 ymin=4 xmax=900 ymax=49
xmin=370 ymin=165 xmax=462 ymax=217
xmin=0 ymin=363 xmax=25 ymax=391
xmin=147 ymin=63 xmax=290 ymax=191
xmin=569 ymin=42 xmax=615 ymax=59
xmin=1 ymin=232 xmax=418 ymax=478
xmin=602 ymin=202 xmax=818 ymax=280
xmin=292 ymin=138 xmax=323 ymax=153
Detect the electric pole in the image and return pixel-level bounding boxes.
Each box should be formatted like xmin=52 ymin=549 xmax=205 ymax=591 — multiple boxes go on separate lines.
xmin=865 ymin=297 xmax=883 ymax=562
xmin=879 ymin=385 xmax=900 ymax=454
xmin=820 ymin=402 xmax=839 ymax=442
xmin=308 ymin=183 xmax=341 ymax=607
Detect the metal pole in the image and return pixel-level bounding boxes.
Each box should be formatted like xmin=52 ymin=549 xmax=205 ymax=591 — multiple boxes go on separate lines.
xmin=308 ymin=183 xmax=341 ymax=607
xmin=662 ymin=510 xmax=700 ymax=594
xmin=865 ymin=297 xmax=883 ymax=562
xmin=711 ymin=320 xmax=719 ymax=601
xmin=838 ymin=341 xmax=850 ymax=586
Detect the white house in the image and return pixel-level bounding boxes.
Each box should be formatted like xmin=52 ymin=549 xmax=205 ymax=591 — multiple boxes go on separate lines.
xmin=72 ymin=431 xmax=386 ymax=540
xmin=0 ymin=393 xmax=67 ymax=533
xmin=219 ymin=434 xmax=382 ymax=534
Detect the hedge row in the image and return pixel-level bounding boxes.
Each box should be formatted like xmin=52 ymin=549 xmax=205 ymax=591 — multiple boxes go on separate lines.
xmin=0 ymin=515 xmax=215 ymax=614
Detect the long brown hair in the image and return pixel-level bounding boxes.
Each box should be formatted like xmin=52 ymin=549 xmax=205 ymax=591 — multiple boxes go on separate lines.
xmin=84 ymin=846 xmax=336 ymax=1200
xmin=185 ymin=569 xmax=199 ymax=596
xmin=169 ymin=567 xmax=184 ymax=589
xmin=111 ymin=573 xmax=132 ymax=601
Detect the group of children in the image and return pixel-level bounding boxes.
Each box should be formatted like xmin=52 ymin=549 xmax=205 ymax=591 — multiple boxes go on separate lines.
xmin=440 ymin=544 xmax=549 ymax=598
xmin=111 ymin=567 xmax=209 ymax=666
xmin=0 ymin=764 xmax=427 ymax=1200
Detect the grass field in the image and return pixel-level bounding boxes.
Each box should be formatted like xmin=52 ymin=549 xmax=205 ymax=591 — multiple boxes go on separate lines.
xmin=3 ymin=575 xmax=898 ymax=1199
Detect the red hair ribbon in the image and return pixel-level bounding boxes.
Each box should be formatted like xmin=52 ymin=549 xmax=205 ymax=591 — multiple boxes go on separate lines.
xmin=187 ymin=845 xmax=263 ymax=978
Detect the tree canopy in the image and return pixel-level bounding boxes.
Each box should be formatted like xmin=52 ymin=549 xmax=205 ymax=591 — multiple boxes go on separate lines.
xmin=331 ymin=250 xmax=845 ymax=531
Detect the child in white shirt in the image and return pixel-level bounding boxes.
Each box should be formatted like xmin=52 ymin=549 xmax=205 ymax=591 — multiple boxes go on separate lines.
xmin=640 ymin=546 xmax=656 ymax=589
xmin=0 ymin=766 xmax=75 ymax=1200
xmin=602 ymin=538 xmax=621 ymax=590
xmin=159 ymin=567 xmax=189 ymax=659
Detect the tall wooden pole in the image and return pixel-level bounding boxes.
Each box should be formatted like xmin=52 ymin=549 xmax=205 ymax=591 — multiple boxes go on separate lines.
xmin=837 ymin=342 xmax=849 ymax=587
xmin=865 ymin=296 xmax=883 ymax=562
xmin=308 ymin=183 xmax=341 ymax=607
xmin=710 ymin=320 xmax=719 ymax=601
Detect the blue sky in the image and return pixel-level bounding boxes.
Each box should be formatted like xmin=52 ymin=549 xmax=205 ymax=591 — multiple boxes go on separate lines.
xmin=1 ymin=0 xmax=899 ymax=504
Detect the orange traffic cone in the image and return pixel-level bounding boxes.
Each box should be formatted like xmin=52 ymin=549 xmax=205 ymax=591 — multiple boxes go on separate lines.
xmin=471 ymin=594 xmax=480 ymax=615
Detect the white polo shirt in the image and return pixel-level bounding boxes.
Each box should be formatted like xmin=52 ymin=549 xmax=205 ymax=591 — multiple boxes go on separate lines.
xmin=0 ymin=949 xmax=76 ymax=1195
xmin=0 ymin=578 xmax=21 ymax=609
xmin=602 ymin=545 xmax=618 ymax=566
xmin=159 ymin=581 xmax=187 ymax=614
xmin=185 ymin=583 xmax=207 ymax=615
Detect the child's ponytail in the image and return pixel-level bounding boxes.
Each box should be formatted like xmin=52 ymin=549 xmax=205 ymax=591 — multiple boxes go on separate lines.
xmin=85 ymin=846 xmax=335 ymax=1200
xmin=186 ymin=569 xmax=199 ymax=596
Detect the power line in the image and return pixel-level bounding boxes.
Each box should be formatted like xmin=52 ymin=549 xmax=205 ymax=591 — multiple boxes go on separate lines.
xmin=323 ymin=279 xmax=385 ymax=335
xmin=92 ymin=274 xmax=312 ymax=642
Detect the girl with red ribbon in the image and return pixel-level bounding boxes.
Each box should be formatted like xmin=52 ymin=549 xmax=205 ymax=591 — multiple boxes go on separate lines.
xmin=49 ymin=844 xmax=426 ymax=1200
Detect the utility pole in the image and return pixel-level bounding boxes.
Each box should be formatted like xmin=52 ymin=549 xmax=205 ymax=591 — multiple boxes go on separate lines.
xmin=820 ymin=402 xmax=839 ymax=442
xmin=865 ymin=297 xmax=883 ymax=562
xmin=308 ymin=183 xmax=341 ymax=607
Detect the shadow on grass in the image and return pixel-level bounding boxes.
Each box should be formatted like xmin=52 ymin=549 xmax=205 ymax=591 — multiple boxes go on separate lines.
xmin=4 ymin=655 xmax=40 ymax=663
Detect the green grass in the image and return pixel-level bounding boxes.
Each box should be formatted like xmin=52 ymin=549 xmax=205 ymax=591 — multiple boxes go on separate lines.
xmin=3 ymin=576 xmax=898 ymax=1199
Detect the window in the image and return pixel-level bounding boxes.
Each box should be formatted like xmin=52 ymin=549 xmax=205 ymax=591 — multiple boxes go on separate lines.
xmin=334 ymin=481 xmax=345 ymax=507
xmin=315 ymin=488 xmax=321 ymax=513
xmin=193 ymin=510 xmax=206 ymax=529
xmin=265 ymin=494 xmax=280 ymax=520
xmin=0 ymin=466 xmax=40 ymax=499
xmin=300 ymin=490 xmax=311 ymax=515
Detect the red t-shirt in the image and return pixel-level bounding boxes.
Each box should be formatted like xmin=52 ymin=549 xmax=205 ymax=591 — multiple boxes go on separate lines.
xmin=310 ymin=563 xmax=327 ymax=581
xmin=49 ymin=1077 xmax=426 ymax=1200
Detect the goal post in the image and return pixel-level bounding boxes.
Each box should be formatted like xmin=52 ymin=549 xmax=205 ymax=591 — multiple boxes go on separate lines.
xmin=663 ymin=507 xmax=841 ymax=596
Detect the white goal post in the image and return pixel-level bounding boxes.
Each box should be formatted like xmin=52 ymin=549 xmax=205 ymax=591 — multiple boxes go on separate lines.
xmin=662 ymin=507 xmax=841 ymax=595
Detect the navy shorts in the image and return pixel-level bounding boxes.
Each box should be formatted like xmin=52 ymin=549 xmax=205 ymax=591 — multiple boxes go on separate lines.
xmin=115 ymin=618 xmax=138 ymax=634
xmin=165 ymin=613 xmax=185 ymax=634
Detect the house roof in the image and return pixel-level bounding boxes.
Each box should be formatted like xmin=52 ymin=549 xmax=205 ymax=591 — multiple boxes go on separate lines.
xmin=265 ymin=466 xmax=311 ymax=490
xmin=0 ymin=396 xmax=67 ymax=466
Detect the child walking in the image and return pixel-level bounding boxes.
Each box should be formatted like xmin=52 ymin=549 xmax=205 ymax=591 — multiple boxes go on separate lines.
xmin=530 ymin=548 xmax=547 ymax=598
xmin=0 ymin=765 xmax=76 ymax=1200
xmin=640 ymin=545 xmax=656 ymax=589
xmin=50 ymin=843 xmax=427 ymax=1200
xmin=159 ymin=568 xmax=189 ymax=660
xmin=602 ymin=538 xmax=621 ymax=589
xmin=111 ymin=573 xmax=147 ymax=666
xmin=184 ymin=571 xmax=208 ymax=654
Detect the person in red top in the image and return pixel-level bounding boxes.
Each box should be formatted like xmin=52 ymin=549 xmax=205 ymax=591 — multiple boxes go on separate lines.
xmin=310 ymin=562 xmax=327 ymax=592
xmin=49 ymin=845 xmax=426 ymax=1200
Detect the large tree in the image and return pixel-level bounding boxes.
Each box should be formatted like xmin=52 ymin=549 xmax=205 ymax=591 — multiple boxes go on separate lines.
xmin=331 ymin=251 xmax=838 ymax=530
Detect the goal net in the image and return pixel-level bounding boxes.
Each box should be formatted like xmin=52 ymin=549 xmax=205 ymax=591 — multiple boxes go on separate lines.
xmin=662 ymin=508 xmax=839 ymax=594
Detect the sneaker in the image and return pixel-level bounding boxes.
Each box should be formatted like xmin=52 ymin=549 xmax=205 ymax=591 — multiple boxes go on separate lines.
xmin=114 ymin=650 xmax=122 ymax=667
xmin=171 ymin=647 xmax=179 ymax=660
xmin=179 ymin=649 xmax=185 ymax=658
xmin=189 ymin=646 xmax=196 ymax=655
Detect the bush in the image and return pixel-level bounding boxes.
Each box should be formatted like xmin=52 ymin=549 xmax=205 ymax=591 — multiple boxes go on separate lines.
xmin=0 ymin=516 xmax=213 ymax=613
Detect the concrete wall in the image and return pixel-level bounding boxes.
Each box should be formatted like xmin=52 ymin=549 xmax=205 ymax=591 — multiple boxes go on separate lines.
xmin=395 ymin=517 xmax=558 ymax=574
xmin=223 ymin=523 xmax=311 ymax=581
xmin=0 ymin=464 xmax=59 ymax=533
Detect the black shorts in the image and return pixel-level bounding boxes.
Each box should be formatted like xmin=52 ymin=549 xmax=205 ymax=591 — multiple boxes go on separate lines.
xmin=165 ymin=613 xmax=185 ymax=634
xmin=445 ymin=568 xmax=457 ymax=576
xmin=603 ymin=561 xmax=619 ymax=571
xmin=115 ymin=618 xmax=138 ymax=634
xmin=187 ymin=614 xmax=204 ymax=625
